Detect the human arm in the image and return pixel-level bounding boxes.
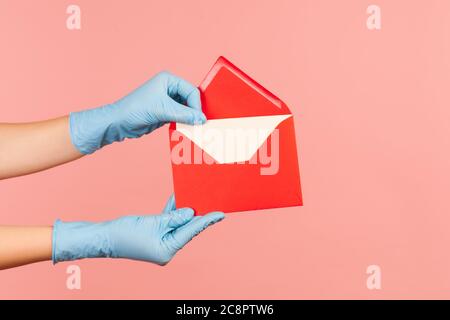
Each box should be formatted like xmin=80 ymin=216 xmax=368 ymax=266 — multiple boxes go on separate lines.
xmin=0 ymin=71 xmax=206 ymax=180
xmin=0 ymin=117 xmax=82 ymax=180
xmin=0 ymin=196 xmax=224 ymax=270
xmin=0 ymin=226 xmax=52 ymax=270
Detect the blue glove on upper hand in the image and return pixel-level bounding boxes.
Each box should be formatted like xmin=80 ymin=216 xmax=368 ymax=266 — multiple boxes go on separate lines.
xmin=69 ymin=71 xmax=206 ymax=154
xmin=52 ymin=195 xmax=224 ymax=265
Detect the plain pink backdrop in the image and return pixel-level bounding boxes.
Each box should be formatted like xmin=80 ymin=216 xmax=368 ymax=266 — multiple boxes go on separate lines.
xmin=1 ymin=0 xmax=450 ymax=299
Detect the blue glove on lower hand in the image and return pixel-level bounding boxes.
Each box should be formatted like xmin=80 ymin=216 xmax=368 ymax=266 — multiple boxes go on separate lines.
xmin=69 ymin=71 xmax=206 ymax=154
xmin=52 ymin=195 xmax=224 ymax=265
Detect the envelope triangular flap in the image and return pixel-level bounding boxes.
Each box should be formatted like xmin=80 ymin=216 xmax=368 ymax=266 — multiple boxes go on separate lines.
xmin=176 ymin=114 xmax=292 ymax=164
xmin=198 ymin=56 xmax=292 ymax=120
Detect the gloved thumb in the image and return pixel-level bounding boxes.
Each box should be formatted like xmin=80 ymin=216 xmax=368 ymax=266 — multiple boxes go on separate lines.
xmin=165 ymin=208 xmax=195 ymax=229
xmin=164 ymin=98 xmax=207 ymax=125
xmin=162 ymin=194 xmax=176 ymax=214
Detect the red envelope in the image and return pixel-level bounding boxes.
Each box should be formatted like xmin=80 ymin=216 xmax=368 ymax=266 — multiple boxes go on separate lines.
xmin=169 ymin=56 xmax=302 ymax=215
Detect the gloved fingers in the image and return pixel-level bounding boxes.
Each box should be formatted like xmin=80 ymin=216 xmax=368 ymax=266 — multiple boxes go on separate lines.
xmin=163 ymin=98 xmax=206 ymax=125
xmin=165 ymin=208 xmax=195 ymax=229
xmin=169 ymin=211 xmax=225 ymax=249
xmin=162 ymin=194 xmax=176 ymax=214
xmin=167 ymin=73 xmax=202 ymax=111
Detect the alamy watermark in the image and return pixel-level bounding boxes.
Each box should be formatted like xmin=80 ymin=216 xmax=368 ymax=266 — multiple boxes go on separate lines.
xmin=170 ymin=127 xmax=280 ymax=176
xmin=366 ymin=265 xmax=382 ymax=290
xmin=66 ymin=4 xmax=81 ymax=30
xmin=66 ymin=265 xmax=81 ymax=290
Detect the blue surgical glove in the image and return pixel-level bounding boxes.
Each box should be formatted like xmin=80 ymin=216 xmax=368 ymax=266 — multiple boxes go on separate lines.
xmin=52 ymin=195 xmax=224 ymax=265
xmin=69 ymin=71 xmax=206 ymax=154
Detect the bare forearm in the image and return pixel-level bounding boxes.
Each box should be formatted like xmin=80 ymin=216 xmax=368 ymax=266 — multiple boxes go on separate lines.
xmin=0 ymin=226 xmax=52 ymax=270
xmin=0 ymin=116 xmax=83 ymax=180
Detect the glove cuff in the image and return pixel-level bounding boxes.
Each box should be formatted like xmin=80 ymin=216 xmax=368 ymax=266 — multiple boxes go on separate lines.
xmin=69 ymin=103 xmax=123 ymax=155
xmin=52 ymin=219 xmax=113 ymax=264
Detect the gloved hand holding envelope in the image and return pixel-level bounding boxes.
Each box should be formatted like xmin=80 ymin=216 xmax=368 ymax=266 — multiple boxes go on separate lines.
xmin=169 ymin=57 xmax=302 ymax=215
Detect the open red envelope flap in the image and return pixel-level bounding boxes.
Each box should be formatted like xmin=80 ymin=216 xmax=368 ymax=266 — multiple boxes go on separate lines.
xmin=199 ymin=56 xmax=291 ymax=119
xmin=169 ymin=56 xmax=302 ymax=215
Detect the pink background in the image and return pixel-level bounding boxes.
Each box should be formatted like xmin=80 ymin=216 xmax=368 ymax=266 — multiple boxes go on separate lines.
xmin=1 ymin=0 xmax=450 ymax=299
